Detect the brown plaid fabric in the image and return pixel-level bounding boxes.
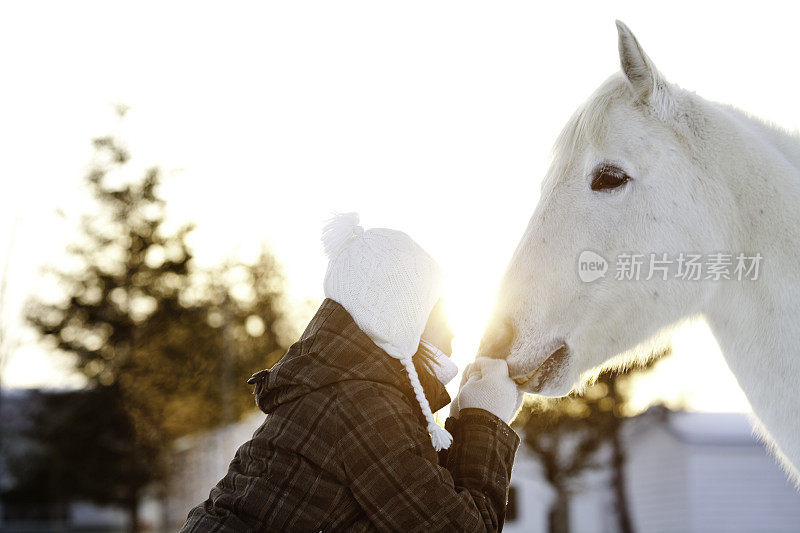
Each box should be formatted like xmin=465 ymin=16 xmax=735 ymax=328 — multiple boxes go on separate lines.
xmin=181 ymin=299 xmax=520 ymax=532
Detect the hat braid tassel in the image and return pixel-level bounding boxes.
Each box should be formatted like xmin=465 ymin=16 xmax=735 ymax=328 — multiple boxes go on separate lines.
xmin=401 ymin=357 xmax=453 ymax=451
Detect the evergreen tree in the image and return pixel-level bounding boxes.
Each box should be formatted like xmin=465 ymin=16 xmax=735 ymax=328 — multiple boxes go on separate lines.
xmin=25 ymin=112 xmax=288 ymax=530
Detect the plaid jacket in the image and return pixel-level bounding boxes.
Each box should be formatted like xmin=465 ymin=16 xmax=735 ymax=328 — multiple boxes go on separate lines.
xmin=181 ymin=299 xmax=520 ymax=532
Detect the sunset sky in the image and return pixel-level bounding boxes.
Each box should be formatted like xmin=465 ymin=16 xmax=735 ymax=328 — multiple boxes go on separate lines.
xmin=3 ymin=1 xmax=799 ymax=413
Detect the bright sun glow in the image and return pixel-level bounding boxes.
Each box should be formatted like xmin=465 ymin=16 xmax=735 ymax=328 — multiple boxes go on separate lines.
xmin=2 ymin=2 xmax=799 ymax=414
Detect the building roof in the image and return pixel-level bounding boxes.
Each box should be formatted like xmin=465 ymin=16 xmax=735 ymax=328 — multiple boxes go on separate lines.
xmin=667 ymin=411 xmax=757 ymax=446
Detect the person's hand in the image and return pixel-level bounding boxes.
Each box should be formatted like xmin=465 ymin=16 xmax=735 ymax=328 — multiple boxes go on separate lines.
xmin=452 ymin=358 xmax=524 ymax=424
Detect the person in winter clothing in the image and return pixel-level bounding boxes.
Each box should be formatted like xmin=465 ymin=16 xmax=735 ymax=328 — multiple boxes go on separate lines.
xmin=181 ymin=214 xmax=523 ymax=532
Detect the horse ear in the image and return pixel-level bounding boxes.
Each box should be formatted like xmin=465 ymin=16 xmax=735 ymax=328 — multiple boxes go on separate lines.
xmin=616 ymin=20 xmax=668 ymax=109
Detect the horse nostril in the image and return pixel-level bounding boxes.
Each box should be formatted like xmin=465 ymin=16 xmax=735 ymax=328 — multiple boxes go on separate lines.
xmin=479 ymin=319 xmax=515 ymax=359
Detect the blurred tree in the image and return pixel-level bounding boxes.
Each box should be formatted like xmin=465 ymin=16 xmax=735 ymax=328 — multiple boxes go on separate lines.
xmin=0 ymin=217 xmax=21 ymax=461
xmin=514 ymin=350 xmax=670 ymax=533
xmin=24 ymin=111 xmax=288 ymax=531
xmin=4 ymin=388 xmax=154 ymax=525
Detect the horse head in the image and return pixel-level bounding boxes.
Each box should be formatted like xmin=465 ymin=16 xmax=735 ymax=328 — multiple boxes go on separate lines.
xmin=484 ymin=22 xmax=733 ymax=396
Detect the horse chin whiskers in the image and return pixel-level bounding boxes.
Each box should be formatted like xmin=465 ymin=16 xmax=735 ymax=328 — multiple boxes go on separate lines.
xmin=511 ymin=343 xmax=571 ymax=391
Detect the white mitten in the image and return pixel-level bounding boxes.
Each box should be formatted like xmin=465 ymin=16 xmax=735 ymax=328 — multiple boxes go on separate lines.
xmin=455 ymin=358 xmax=524 ymax=423
xmin=448 ymin=367 xmax=472 ymax=419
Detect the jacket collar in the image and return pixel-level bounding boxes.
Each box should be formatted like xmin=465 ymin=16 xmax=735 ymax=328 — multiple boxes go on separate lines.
xmin=254 ymin=299 xmax=451 ymax=417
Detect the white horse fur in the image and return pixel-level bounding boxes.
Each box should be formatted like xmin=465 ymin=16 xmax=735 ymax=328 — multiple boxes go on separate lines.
xmin=490 ymin=21 xmax=800 ymax=481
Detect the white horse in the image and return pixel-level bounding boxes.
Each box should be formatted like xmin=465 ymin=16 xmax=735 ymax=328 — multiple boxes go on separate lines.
xmin=486 ymin=21 xmax=800 ymax=481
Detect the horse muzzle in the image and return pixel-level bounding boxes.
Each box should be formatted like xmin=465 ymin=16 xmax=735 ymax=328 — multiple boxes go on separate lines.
xmin=478 ymin=318 xmax=516 ymax=359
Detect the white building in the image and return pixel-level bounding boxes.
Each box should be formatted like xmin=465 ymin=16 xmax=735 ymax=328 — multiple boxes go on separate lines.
xmin=504 ymin=410 xmax=800 ymax=533
xmin=164 ymin=411 xmax=266 ymax=529
xmin=625 ymin=411 xmax=800 ymax=532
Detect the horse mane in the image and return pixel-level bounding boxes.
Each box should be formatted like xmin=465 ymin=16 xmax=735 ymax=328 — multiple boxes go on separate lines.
xmin=554 ymin=74 xmax=800 ymax=180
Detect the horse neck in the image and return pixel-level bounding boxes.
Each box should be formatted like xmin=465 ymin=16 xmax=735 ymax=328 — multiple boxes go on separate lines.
xmin=724 ymin=105 xmax=800 ymax=172
xmin=699 ymin=100 xmax=800 ymax=266
xmin=700 ymin=101 xmax=800 ymax=475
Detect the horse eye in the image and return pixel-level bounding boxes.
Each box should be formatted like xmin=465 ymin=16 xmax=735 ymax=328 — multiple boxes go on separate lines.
xmin=591 ymin=165 xmax=630 ymax=191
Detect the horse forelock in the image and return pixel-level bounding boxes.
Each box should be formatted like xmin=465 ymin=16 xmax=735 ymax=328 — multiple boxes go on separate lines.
xmin=544 ymin=74 xmax=633 ymax=191
xmin=552 ymin=74 xmax=633 ymax=160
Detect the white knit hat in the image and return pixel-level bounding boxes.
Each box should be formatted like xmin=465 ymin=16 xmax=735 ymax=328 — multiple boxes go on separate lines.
xmin=322 ymin=212 xmax=453 ymax=450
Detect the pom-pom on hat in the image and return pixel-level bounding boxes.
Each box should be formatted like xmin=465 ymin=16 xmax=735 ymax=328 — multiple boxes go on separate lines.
xmin=322 ymin=212 xmax=452 ymax=450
